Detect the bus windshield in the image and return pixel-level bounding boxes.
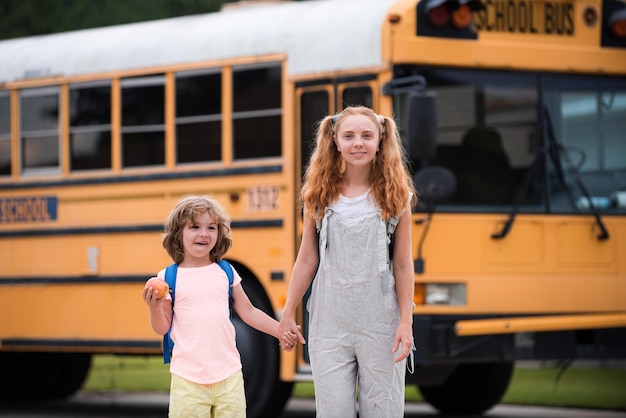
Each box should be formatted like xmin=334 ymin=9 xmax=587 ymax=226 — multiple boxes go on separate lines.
xmin=398 ymin=67 xmax=626 ymax=215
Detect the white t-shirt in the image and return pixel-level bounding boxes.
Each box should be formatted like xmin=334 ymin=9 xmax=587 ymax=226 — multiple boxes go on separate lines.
xmin=331 ymin=189 xmax=379 ymax=217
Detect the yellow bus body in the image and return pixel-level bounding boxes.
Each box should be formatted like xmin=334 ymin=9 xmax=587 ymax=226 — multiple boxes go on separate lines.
xmin=1 ymin=0 xmax=625 ymax=415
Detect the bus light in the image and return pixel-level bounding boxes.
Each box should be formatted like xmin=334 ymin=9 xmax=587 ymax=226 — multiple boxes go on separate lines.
xmin=414 ymin=283 xmax=426 ymax=306
xmin=451 ymin=4 xmax=472 ymax=28
xmin=602 ymin=0 xmax=626 ymax=47
xmin=424 ymin=283 xmax=466 ymax=305
xmin=425 ymin=0 xmax=451 ymax=27
xmin=418 ymin=0 xmax=484 ymax=39
xmin=610 ymin=8 xmax=626 ymax=37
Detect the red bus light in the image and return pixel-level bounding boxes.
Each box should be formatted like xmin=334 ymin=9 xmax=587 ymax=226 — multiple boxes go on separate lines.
xmin=451 ymin=4 xmax=472 ymax=29
xmin=426 ymin=1 xmax=451 ymax=27
xmin=610 ymin=8 xmax=626 ymax=37
xmin=418 ymin=0 xmax=482 ymax=39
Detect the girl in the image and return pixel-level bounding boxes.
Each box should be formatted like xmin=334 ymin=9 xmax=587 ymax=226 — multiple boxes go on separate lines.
xmin=143 ymin=195 xmax=297 ymax=418
xmin=279 ymin=106 xmax=417 ymax=417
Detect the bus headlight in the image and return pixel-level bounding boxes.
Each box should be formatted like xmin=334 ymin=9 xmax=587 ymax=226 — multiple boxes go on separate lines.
xmin=418 ymin=283 xmax=466 ymax=305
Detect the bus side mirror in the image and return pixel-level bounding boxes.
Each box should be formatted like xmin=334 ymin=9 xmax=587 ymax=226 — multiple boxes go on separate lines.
xmin=404 ymin=90 xmax=437 ymax=160
xmin=413 ymin=165 xmax=457 ymax=209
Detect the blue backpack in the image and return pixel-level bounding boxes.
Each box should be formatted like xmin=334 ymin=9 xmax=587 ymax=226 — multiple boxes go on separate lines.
xmin=162 ymin=259 xmax=234 ymax=364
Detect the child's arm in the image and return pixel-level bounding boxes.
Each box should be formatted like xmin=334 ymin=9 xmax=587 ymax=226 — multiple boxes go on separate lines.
xmin=142 ymin=280 xmax=172 ymax=336
xmin=231 ymin=284 xmax=280 ymax=338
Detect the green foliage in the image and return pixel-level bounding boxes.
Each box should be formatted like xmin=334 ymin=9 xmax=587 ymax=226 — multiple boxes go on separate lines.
xmin=84 ymin=355 xmax=626 ymax=411
xmin=0 ymin=0 xmax=231 ymax=41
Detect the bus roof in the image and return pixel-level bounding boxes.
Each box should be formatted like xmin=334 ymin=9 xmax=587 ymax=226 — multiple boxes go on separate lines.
xmin=0 ymin=0 xmax=397 ymax=84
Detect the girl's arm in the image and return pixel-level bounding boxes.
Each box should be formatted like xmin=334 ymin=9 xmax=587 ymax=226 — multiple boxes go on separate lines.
xmin=391 ymin=207 xmax=415 ymax=362
xmin=142 ymin=282 xmax=172 ymax=336
xmin=278 ymin=216 xmax=319 ymax=344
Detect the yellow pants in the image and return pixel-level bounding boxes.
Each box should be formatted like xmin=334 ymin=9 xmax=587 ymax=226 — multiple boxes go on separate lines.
xmin=168 ymin=369 xmax=246 ymax=418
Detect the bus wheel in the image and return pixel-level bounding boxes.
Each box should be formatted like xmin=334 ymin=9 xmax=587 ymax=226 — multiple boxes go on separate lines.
xmin=418 ymin=361 xmax=514 ymax=414
xmin=0 ymin=352 xmax=92 ymax=401
xmin=233 ymin=275 xmax=293 ymax=418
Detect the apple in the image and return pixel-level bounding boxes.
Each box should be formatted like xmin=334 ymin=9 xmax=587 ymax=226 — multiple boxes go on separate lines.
xmin=145 ymin=277 xmax=169 ymax=300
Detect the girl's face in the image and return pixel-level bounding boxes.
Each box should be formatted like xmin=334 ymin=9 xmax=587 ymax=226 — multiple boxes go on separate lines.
xmin=334 ymin=114 xmax=380 ymax=168
xmin=181 ymin=211 xmax=218 ymax=266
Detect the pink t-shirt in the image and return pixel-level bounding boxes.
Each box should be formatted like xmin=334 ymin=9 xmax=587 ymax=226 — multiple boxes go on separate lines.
xmin=157 ymin=262 xmax=243 ymax=384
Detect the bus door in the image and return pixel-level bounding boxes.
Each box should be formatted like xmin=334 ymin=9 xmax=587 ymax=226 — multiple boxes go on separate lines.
xmin=294 ymin=77 xmax=378 ymax=373
xmin=296 ymin=77 xmax=379 ymax=181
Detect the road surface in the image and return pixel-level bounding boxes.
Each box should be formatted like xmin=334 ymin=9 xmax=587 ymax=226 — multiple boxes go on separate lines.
xmin=0 ymin=392 xmax=624 ymax=418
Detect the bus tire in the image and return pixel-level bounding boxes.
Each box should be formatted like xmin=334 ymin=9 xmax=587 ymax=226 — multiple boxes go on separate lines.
xmin=0 ymin=352 xmax=92 ymax=401
xmin=233 ymin=272 xmax=293 ymax=418
xmin=418 ymin=361 xmax=514 ymax=415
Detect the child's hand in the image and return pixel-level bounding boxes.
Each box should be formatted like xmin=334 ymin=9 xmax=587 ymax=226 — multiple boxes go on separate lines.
xmin=142 ymin=277 xmax=168 ymax=306
xmin=279 ymin=325 xmax=303 ymax=351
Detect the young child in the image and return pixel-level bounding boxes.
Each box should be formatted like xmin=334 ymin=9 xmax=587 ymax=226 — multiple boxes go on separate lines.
xmin=142 ymin=194 xmax=298 ymax=418
xmin=279 ymin=106 xmax=417 ymax=417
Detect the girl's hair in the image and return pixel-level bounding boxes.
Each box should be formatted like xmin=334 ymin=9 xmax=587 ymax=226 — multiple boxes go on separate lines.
xmin=162 ymin=195 xmax=232 ymax=264
xmin=302 ymin=106 xmax=417 ymax=222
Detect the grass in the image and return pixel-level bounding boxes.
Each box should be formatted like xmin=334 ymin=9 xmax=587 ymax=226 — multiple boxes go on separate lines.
xmin=83 ymin=355 xmax=626 ymax=411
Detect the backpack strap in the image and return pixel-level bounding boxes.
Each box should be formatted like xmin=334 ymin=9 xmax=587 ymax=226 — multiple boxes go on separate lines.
xmin=162 ymin=263 xmax=178 ymax=364
xmin=386 ymin=214 xmax=401 ymax=262
xmin=161 ymin=260 xmax=235 ymax=364
xmin=217 ymin=259 xmax=235 ymax=318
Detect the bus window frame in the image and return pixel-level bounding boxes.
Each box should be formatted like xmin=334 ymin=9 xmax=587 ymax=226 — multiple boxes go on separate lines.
xmin=231 ymin=62 xmax=283 ymax=161
xmin=120 ymin=74 xmax=167 ymax=169
xmin=19 ymin=86 xmax=62 ymax=177
xmin=0 ymin=91 xmax=10 ymax=178
xmin=174 ymin=68 xmax=223 ymax=166
xmin=68 ymin=80 xmax=113 ymax=173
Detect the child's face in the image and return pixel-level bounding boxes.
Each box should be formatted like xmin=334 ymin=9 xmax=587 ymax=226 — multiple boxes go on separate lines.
xmin=181 ymin=211 xmax=218 ymax=266
xmin=334 ymin=114 xmax=380 ymax=168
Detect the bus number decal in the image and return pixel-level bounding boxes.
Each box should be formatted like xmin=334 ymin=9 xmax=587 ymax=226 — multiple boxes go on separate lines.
xmin=474 ymin=1 xmax=574 ymax=36
xmin=0 ymin=196 xmax=58 ymax=224
xmin=248 ymin=186 xmax=279 ymax=212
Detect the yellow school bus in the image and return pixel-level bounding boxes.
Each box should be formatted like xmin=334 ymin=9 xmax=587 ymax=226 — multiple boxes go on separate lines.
xmin=1 ymin=0 xmax=625 ymax=415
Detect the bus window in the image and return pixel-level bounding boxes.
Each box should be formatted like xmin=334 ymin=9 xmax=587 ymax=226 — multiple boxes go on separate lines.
xmin=299 ymin=90 xmax=330 ymax=178
xmin=543 ymin=74 xmax=626 ymax=214
xmin=415 ymin=68 xmax=539 ymax=211
xmin=20 ymin=87 xmax=60 ymax=175
xmin=175 ymin=70 xmax=222 ymax=164
xmin=341 ymin=86 xmax=372 ymax=110
xmin=232 ymin=63 xmax=282 ymax=160
xmin=69 ymin=82 xmax=112 ymax=171
xmin=121 ymin=75 xmax=165 ymax=168
xmin=0 ymin=92 xmax=9 ymax=176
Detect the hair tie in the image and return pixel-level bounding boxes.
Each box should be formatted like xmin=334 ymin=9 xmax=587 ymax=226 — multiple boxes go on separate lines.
xmin=378 ymin=115 xmax=385 ymax=126
xmin=331 ymin=115 xmax=339 ymax=124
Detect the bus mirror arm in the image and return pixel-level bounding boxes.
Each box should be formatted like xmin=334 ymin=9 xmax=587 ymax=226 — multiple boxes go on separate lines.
xmin=544 ymin=108 xmax=610 ymax=241
xmin=493 ymin=109 xmax=610 ymax=241
xmin=382 ymin=75 xmax=427 ymax=95
xmin=491 ymin=148 xmax=540 ymax=240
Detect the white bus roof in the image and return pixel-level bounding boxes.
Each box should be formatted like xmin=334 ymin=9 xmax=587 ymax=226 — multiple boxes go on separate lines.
xmin=0 ymin=0 xmax=398 ymax=84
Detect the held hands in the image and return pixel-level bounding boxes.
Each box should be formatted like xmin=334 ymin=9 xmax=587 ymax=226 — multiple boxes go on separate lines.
xmin=278 ymin=317 xmax=306 ymax=352
xmin=279 ymin=326 xmax=302 ymax=352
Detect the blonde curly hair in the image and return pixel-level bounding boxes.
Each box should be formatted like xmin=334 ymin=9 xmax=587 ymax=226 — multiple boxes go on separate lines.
xmin=162 ymin=195 xmax=232 ymax=264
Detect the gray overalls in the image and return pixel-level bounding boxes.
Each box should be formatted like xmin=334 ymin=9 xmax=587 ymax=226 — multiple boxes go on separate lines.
xmin=308 ymin=208 xmax=406 ymax=418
